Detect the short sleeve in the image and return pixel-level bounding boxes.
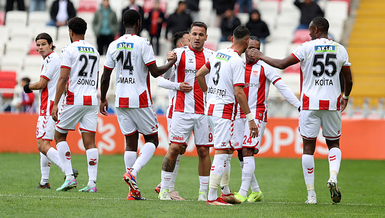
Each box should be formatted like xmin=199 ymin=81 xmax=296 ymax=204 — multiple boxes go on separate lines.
xmin=141 ymin=38 xmax=156 ymax=65
xmin=263 ymin=63 xmax=281 ymax=84
xmin=232 ymin=57 xmax=245 ymax=86
xmin=104 ymin=42 xmax=116 ymax=70
xmin=292 ymin=42 xmax=307 ymax=62
xmin=60 ymin=47 xmax=72 ymax=69
xmin=42 ymin=56 xmax=60 ymax=81
xmin=339 ymin=45 xmax=351 ymax=67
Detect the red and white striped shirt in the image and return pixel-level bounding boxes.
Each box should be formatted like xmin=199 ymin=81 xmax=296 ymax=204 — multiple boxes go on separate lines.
xmin=39 ymin=51 xmax=60 ymax=116
xmin=61 ymin=40 xmax=100 ymax=106
xmin=292 ymin=38 xmax=351 ymax=110
xmin=104 ymin=34 xmax=156 ymax=108
xmin=165 ymin=45 xmax=213 ymax=114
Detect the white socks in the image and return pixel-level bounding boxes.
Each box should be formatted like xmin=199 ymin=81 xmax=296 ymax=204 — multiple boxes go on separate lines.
xmin=124 ymin=151 xmax=137 ymax=171
xmin=160 ymin=170 xmax=172 ymax=193
xmin=199 ymin=176 xmax=209 ymax=194
xmin=328 ymin=147 xmax=341 ymax=182
xmin=169 ymin=154 xmax=182 ymax=192
xmin=46 ymin=147 xmax=63 ymax=172
xmin=220 ymin=154 xmax=232 ymax=195
xmin=40 ymin=152 xmax=50 ymax=184
xmin=86 ymin=148 xmax=98 ymax=187
xmin=57 ymin=141 xmax=74 ymax=180
xmin=239 ymin=156 xmax=255 ymax=197
xmin=131 ymin=142 xmax=156 ymax=178
xmin=302 ymin=154 xmax=315 ymax=197
xmin=208 ymin=154 xmax=227 ymax=201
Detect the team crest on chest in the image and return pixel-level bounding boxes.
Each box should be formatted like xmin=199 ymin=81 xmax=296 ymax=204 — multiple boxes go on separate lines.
xmin=252 ymin=70 xmax=258 ymax=77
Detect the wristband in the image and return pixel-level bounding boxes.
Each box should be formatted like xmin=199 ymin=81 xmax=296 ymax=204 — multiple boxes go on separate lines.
xmin=342 ymin=94 xmax=349 ymax=100
xmin=246 ymin=113 xmax=254 ymax=121
xmin=23 ymin=83 xmax=33 ymax=93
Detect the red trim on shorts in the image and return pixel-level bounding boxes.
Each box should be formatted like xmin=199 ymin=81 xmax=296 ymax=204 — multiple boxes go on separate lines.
xmin=291 ymin=53 xmax=300 ymax=62
xmin=301 ymin=135 xmax=317 ymax=140
xmin=83 ymin=96 xmax=92 ymax=105
xmin=195 ymin=144 xmax=212 ymax=147
xmin=79 ymin=128 xmax=96 ymax=133
xmin=40 ymin=75 xmax=50 ymax=81
xmin=56 ymin=126 xmax=75 ymax=131
xmin=61 ymin=66 xmax=71 ymax=69
xmin=170 ymin=141 xmax=185 ymax=145
xmin=342 ymin=66 xmax=350 ymax=69
xmin=37 ymin=132 xmax=46 ymax=140
xmin=125 ymin=130 xmax=138 ymax=136
xmin=324 ymin=135 xmax=340 ymax=140
xmin=104 ymin=66 xmax=113 ymax=70
xmin=144 ymin=132 xmax=158 ymax=136
xmin=214 ymin=148 xmax=232 ymax=151
xmin=42 ymin=139 xmax=53 ymax=141
xmin=319 ymin=100 xmax=329 ymax=110
xmin=145 ymin=61 xmax=156 ymax=66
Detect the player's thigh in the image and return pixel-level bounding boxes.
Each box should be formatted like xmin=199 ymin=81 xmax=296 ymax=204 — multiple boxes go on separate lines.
xmin=116 ymin=107 xmax=137 ymax=135
xmin=56 ymin=105 xmax=83 ymax=133
xmin=320 ymin=110 xmax=341 ymax=140
xmin=299 ymin=110 xmax=321 ymax=139
xmin=233 ymin=118 xmax=246 ymax=150
xmin=251 ymin=120 xmax=266 ymax=153
xmin=36 ymin=116 xmax=55 ymax=141
xmin=193 ymin=114 xmax=213 ymax=146
xmin=210 ymin=116 xmax=233 ymax=150
xmin=78 ymin=105 xmax=98 ymax=133
xmin=169 ymin=112 xmax=194 ymax=144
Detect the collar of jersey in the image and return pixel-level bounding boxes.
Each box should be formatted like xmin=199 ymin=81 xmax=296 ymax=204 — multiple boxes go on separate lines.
xmin=188 ymin=44 xmax=203 ymax=53
xmin=45 ymin=51 xmax=54 ymax=59
xmin=227 ymin=48 xmax=240 ymax=56
xmin=246 ymin=59 xmax=258 ymax=66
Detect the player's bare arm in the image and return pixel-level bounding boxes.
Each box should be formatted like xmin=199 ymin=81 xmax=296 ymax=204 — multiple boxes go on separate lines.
xmin=52 ymin=67 xmax=70 ymax=121
xmin=251 ymin=48 xmax=299 ymax=69
xmin=340 ymin=67 xmax=353 ymax=112
xmin=235 ymin=85 xmax=258 ymax=138
xmin=99 ymin=67 xmax=113 ymax=116
xmin=25 ymin=77 xmax=49 ymax=91
xmin=147 ymin=51 xmax=177 ymax=78
xmin=196 ymin=65 xmax=210 ymax=93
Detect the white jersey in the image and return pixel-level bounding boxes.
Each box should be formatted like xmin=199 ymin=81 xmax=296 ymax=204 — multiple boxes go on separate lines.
xmin=157 ymin=75 xmax=178 ymax=119
xmin=39 ymin=51 xmax=61 ymax=116
xmin=205 ymin=48 xmax=245 ymax=120
xmin=236 ymin=60 xmax=281 ymax=122
xmin=167 ymin=45 xmax=213 ymax=114
xmin=61 ymin=40 xmax=100 ymax=106
xmin=292 ymin=38 xmax=351 ymax=110
xmin=104 ymin=34 xmax=156 ymax=108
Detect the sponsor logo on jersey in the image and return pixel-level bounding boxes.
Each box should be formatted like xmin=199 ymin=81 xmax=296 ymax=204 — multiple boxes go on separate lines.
xmin=314 ymin=78 xmax=334 ymax=86
xmin=215 ymin=52 xmax=231 ymax=62
xmin=245 ymin=82 xmax=259 ymax=88
xmin=188 ymin=58 xmax=194 ymax=63
xmin=78 ymin=47 xmax=95 ymax=53
xmin=184 ymin=69 xmax=197 ymax=74
xmin=117 ymin=42 xmax=134 ymax=50
xmin=314 ymin=45 xmax=335 ymax=52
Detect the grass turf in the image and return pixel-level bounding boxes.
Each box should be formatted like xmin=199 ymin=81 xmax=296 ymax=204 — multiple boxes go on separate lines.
xmin=0 ymin=153 xmax=384 ymax=217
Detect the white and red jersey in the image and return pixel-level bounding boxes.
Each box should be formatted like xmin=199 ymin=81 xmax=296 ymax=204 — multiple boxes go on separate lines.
xmin=104 ymin=34 xmax=156 ymax=108
xmin=236 ymin=60 xmax=281 ymax=122
xmin=39 ymin=51 xmax=61 ymax=116
xmin=292 ymin=38 xmax=351 ymax=110
xmin=205 ymin=48 xmax=245 ymax=120
xmin=61 ymin=40 xmax=100 ymax=106
xmin=166 ymin=45 xmax=214 ymax=114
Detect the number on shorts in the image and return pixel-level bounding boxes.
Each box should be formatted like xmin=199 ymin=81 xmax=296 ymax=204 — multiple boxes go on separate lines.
xmin=78 ymin=54 xmax=97 ymax=77
xmin=243 ymin=135 xmax=253 ymax=145
xmin=208 ymin=133 xmax=213 ymax=142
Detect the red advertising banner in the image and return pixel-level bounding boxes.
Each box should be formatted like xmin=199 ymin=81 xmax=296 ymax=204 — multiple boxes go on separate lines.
xmin=0 ymin=114 xmax=384 ymax=160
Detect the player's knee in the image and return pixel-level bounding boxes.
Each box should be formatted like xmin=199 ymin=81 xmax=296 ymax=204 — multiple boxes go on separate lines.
xmin=169 ymin=143 xmax=183 ymax=156
xmin=196 ymin=146 xmax=209 ymax=158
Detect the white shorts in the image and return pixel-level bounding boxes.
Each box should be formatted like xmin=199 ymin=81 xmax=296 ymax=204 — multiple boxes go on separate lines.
xmin=299 ymin=110 xmax=341 ymax=140
xmin=36 ymin=116 xmax=55 ymax=141
xmin=169 ymin=112 xmax=213 ymax=146
xmin=56 ymin=105 xmax=98 ymax=133
xmin=234 ymin=118 xmax=266 ymax=153
xmin=116 ymin=107 xmax=158 ymax=136
xmin=209 ymin=116 xmax=234 ymax=150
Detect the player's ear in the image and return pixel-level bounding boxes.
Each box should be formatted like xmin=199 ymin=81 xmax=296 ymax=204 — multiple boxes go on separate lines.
xmin=230 ymin=36 xmax=234 ymax=42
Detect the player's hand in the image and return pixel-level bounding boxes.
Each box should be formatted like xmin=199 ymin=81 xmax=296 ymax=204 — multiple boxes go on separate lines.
xmin=248 ymin=120 xmax=258 ymax=138
xmin=167 ymin=51 xmax=177 ymax=63
xmin=179 ymin=82 xmax=193 ymax=92
xmin=340 ymin=98 xmax=349 ymax=112
xmin=100 ymin=100 xmax=109 ymax=116
xmin=249 ymin=48 xmax=263 ymax=60
xmin=52 ymin=104 xmax=59 ymax=122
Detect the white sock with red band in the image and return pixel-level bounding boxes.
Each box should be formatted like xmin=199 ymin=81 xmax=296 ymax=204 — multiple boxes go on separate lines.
xmin=328 ymin=147 xmax=341 ymax=182
xmin=57 ymin=141 xmax=74 ymax=180
xmin=124 ymin=151 xmax=136 ymax=172
xmin=86 ymin=148 xmax=98 ymax=187
xmin=302 ymin=154 xmax=316 ymax=197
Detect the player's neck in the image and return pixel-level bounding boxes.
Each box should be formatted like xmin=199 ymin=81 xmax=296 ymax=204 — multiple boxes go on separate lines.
xmin=230 ymin=44 xmax=242 ymax=56
xmin=72 ymin=35 xmax=84 ymax=42
xmin=125 ymin=27 xmax=137 ymax=35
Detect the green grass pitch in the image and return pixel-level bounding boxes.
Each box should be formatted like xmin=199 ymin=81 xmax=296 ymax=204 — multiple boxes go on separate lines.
xmin=0 ymin=153 xmax=384 ymax=217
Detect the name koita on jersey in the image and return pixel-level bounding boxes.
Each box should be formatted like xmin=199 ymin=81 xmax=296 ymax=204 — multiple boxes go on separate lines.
xmin=208 ymin=86 xmax=226 ymax=98
xmin=315 ymin=77 xmax=334 ymax=86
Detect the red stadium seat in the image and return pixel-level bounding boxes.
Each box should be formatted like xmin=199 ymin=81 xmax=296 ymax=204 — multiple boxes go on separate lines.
xmin=284 ymin=62 xmax=301 ymax=74
xmin=0 ymin=11 xmax=5 ymax=25
xmin=0 ymin=71 xmax=17 ymax=98
xmin=77 ymin=0 xmax=98 ymax=13
xmin=293 ymin=29 xmax=311 ymax=44
xmin=204 ymin=42 xmax=217 ymax=51
xmin=29 ymin=41 xmax=39 ymax=55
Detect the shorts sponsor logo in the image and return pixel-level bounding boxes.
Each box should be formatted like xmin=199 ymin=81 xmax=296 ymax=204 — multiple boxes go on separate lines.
xmin=172 ymin=136 xmax=184 ymax=141
xmin=117 ymin=42 xmax=134 ymax=50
